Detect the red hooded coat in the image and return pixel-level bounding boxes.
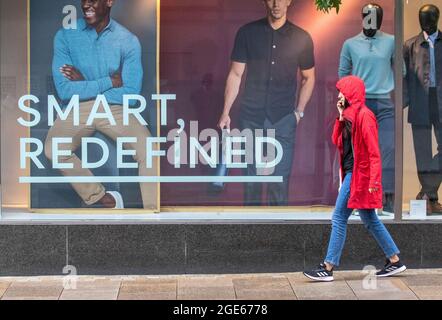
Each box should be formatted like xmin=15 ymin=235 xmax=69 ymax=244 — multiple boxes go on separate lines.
xmin=333 ymin=76 xmax=383 ymax=209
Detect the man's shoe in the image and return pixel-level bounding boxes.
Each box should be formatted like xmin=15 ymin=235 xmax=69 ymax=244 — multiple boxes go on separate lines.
xmin=416 ymin=192 xmax=425 ymax=200
xmin=106 ymin=191 xmax=125 ymax=209
xmin=376 ymin=259 xmax=406 ymax=277
xmin=382 ymin=203 xmax=394 ymax=214
xmin=303 ymin=263 xmax=334 ymax=282
xmin=416 ymin=192 xmax=433 ymax=214
xmin=382 ymin=193 xmax=394 ymax=214
xmin=429 ymin=201 xmax=442 ymax=215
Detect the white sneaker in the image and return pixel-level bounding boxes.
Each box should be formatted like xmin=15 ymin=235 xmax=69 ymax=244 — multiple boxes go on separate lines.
xmin=106 ymin=191 xmax=124 ymax=209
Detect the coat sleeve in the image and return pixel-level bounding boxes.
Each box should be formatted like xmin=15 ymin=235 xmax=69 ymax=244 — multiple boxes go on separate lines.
xmin=361 ymin=113 xmax=382 ymax=189
xmin=332 ymin=118 xmax=344 ymax=146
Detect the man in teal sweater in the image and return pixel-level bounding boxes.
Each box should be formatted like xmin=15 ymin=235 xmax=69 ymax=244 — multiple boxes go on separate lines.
xmin=338 ymin=3 xmax=396 ymax=213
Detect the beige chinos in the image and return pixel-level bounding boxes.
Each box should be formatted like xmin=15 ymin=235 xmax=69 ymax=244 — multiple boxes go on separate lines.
xmin=44 ymin=100 xmax=157 ymax=209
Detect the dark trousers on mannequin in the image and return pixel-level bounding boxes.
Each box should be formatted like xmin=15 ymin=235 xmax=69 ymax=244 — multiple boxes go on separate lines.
xmin=412 ymin=88 xmax=442 ymax=201
xmin=239 ymin=112 xmax=296 ymax=206
xmin=365 ymin=98 xmax=395 ymax=194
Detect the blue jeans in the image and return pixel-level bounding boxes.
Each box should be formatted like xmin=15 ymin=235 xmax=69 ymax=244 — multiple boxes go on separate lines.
xmin=325 ymin=173 xmax=400 ymax=267
xmin=365 ymin=98 xmax=395 ymax=193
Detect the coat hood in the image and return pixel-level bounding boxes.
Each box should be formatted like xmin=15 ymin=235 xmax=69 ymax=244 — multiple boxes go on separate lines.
xmin=336 ymin=76 xmax=366 ymax=122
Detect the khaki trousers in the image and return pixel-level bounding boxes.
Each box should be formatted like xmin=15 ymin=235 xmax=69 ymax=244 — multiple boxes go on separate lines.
xmin=44 ymin=100 xmax=158 ymax=209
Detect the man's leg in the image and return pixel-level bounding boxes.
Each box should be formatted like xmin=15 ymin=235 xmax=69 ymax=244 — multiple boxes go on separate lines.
xmin=44 ymin=101 xmax=106 ymax=205
xmin=266 ymin=113 xmax=296 ymax=206
xmin=375 ymin=99 xmax=395 ymax=194
xmin=411 ymin=124 xmax=434 ymax=199
xmin=324 ymin=173 xmax=354 ymax=268
xmin=366 ymin=99 xmax=395 ymax=209
xmin=422 ymin=120 xmax=442 ymax=214
xmin=427 ymin=88 xmax=442 ymax=204
xmin=96 ymin=106 xmax=158 ymax=210
xmin=239 ymin=116 xmax=263 ymax=206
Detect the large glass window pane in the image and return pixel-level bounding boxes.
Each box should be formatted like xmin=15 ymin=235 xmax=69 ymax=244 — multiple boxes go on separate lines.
xmin=1 ymin=0 xmax=160 ymax=217
xmin=403 ymin=0 xmax=442 ymax=220
xmin=159 ymin=0 xmax=396 ymax=222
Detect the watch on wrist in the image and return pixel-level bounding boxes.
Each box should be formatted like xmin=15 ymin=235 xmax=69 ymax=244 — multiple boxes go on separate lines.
xmin=295 ymin=110 xmax=304 ymax=119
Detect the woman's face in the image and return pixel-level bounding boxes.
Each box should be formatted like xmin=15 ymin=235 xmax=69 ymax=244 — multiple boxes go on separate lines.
xmin=338 ymin=92 xmax=346 ymax=107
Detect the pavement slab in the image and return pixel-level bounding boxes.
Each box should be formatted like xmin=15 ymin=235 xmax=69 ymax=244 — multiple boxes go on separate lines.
xmin=346 ymin=278 xmax=419 ymax=300
xmin=233 ymin=276 xmax=297 ymax=300
xmin=1 ymin=279 xmax=64 ymax=300
xmin=178 ymin=276 xmax=235 ymax=300
xmin=288 ymin=276 xmax=357 ymax=300
xmin=119 ymin=278 xmax=177 ymax=300
xmin=0 ymin=281 xmax=11 ymax=299
xmin=59 ymin=279 xmax=121 ymax=300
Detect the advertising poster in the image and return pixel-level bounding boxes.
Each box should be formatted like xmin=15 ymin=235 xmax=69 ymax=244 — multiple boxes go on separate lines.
xmin=24 ymin=0 xmax=159 ymax=210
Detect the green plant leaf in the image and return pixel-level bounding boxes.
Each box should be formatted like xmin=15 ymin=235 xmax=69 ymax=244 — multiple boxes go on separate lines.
xmin=315 ymin=0 xmax=342 ymax=13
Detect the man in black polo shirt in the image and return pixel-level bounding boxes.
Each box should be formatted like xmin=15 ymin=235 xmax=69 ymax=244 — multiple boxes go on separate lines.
xmin=218 ymin=0 xmax=315 ymax=206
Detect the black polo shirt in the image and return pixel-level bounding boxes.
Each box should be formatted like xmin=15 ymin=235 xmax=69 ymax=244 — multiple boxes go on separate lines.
xmin=231 ymin=18 xmax=315 ymax=123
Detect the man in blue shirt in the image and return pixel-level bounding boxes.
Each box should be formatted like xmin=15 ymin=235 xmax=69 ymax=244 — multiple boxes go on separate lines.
xmin=338 ymin=3 xmax=396 ymax=213
xmin=44 ymin=0 xmax=157 ymax=210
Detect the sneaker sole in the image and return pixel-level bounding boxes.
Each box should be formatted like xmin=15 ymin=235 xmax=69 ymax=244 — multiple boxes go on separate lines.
xmin=376 ymin=265 xmax=407 ymax=278
xmin=303 ymin=272 xmax=334 ymax=282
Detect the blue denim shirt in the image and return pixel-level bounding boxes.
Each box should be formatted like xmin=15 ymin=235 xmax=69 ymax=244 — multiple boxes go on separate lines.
xmin=52 ymin=18 xmax=142 ymax=105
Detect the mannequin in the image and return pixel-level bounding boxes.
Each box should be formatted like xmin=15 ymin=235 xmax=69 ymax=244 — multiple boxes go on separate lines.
xmin=404 ymin=4 xmax=442 ymax=215
xmin=419 ymin=4 xmax=439 ymax=35
xmin=339 ymin=3 xmax=396 ymax=213
xmin=362 ymin=3 xmax=383 ymax=38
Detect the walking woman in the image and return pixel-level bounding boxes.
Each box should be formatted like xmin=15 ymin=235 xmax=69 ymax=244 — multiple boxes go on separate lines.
xmin=303 ymin=76 xmax=406 ymax=282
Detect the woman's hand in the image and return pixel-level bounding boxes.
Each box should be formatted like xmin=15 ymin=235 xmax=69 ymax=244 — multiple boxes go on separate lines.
xmin=337 ymin=99 xmax=345 ymax=121
xmin=368 ymin=187 xmax=379 ymax=194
